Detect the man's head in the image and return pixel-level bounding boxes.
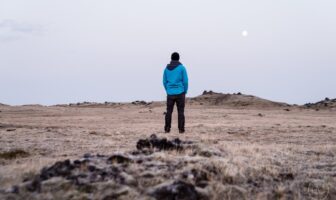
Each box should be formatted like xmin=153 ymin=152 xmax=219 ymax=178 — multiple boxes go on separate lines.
xmin=171 ymin=52 xmax=180 ymax=61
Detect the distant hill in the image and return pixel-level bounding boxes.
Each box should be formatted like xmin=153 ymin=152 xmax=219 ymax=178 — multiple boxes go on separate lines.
xmin=189 ymin=90 xmax=290 ymax=108
xmin=304 ymin=97 xmax=336 ymax=110
xmin=0 ymin=103 xmax=8 ymax=106
xmin=22 ymin=104 xmax=44 ymax=107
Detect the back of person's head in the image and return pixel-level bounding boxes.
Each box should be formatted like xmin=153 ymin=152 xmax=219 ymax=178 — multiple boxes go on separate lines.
xmin=171 ymin=52 xmax=180 ymax=61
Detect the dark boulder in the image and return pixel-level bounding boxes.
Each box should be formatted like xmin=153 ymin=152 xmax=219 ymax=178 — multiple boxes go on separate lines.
xmin=40 ymin=160 xmax=74 ymax=180
xmin=136 ymin=134 xmax=185 ymax=151
xmin=202 ymin=90 xmax=215 ymax=95
xmin=150 ymin=181 xmax=199 ymax=200
xmin=26 ymin=178 xmax=41 ymax=192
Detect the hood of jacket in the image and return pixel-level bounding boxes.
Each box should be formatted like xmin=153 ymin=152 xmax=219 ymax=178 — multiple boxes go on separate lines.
xmin=166 ymin=60 xmax=182 ymax=71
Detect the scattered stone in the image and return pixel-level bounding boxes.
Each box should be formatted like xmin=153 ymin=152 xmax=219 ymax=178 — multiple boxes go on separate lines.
xmin=89 ymin=131 xmax=98 ymax=135
xmin=284 ymin=109 xmax=290 ymax=111
xmin=83 ymin=153 xmax=92 ymax=158
xmin=107 ymin=155 xmax=132 ymax=164
xmin=6 ymin=185 xmax=19 ymax=194
xmin=25 ymin=178 xmax=41 ymax=192
xmin=149 ymin=180 xmax=199 ymax=200
xmin=136 ymin=134 xmax=187 ymax=151
xmin=6 ymin=128 xmax=16 ymax=132
xmin=40 ymin=160 xmax=74 ymax=180
xmin=202 ymin=90 xmax=218 ymax=95
xmin=258 ymin=113 xmax=264 ymax=117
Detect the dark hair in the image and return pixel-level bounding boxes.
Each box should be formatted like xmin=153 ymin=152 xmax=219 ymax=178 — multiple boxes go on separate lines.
xmin=171 ymin=52 xmax=180 ymax=61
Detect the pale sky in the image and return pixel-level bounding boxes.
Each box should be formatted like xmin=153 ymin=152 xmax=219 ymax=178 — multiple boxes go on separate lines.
xmin=1 ymin=0 xmax=335 ymax=105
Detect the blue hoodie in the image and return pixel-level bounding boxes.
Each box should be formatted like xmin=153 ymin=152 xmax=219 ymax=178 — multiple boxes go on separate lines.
xmin=163 ymin=61 xmax=188 ymax=95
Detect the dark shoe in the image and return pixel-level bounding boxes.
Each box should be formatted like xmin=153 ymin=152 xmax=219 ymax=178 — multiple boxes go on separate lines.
xmin=179 ymin=130 xmax=185 ymax=134
xmin=165 ymin=129 xmax=170 ymax=133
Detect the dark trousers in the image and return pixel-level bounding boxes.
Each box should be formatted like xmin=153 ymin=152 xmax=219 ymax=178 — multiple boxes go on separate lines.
xmin=165 ymin=93 xmax=185 ymax=131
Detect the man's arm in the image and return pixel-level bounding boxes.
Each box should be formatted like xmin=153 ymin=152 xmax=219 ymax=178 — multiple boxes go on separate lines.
xmin=182 ymin=66 xmax=188 ymax=94
xmin=163 ymin=69 xmax=167 ymax=91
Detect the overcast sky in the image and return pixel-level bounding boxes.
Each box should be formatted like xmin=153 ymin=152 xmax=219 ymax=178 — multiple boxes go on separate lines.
xmin=1 ymin=0 xmax=335 ymax=105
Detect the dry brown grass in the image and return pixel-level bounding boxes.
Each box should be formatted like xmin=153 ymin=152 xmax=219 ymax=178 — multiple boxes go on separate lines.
xmin=0 ymin=104 xmax=335 ymax=199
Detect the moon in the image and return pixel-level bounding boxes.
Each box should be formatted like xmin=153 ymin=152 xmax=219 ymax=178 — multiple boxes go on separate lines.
xmin=242 ymin=30 xmax=248 ymax=37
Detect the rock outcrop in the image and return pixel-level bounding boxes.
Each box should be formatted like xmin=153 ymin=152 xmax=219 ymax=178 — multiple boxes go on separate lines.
xmin=304 ymin=97 xmax=336 ymax=110
xmin=190 ymin=91 xmax=290 ymax=108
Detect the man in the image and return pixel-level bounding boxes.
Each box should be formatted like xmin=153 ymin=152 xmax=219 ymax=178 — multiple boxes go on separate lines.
xmin=163 ymin=52 xmax=189 ymax=133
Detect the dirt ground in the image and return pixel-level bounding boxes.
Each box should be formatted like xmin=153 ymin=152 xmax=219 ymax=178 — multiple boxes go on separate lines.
xmin=0 ymin=102 xmax=335 ymax=199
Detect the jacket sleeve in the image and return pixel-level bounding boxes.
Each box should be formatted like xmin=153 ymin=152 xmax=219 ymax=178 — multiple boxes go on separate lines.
xmin=182 ymin=66 xmax=189 ymax=94
xmin=163 ymin=69 xmax=167 ymax=91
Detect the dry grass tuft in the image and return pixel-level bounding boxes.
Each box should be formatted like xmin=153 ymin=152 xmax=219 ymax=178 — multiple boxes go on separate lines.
xmin=0 ymin=149 xmax=30 ymax=160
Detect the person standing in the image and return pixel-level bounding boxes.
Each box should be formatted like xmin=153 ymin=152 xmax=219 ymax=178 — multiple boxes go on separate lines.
xmin=163 ymin=52 xmax=189 ymax=133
